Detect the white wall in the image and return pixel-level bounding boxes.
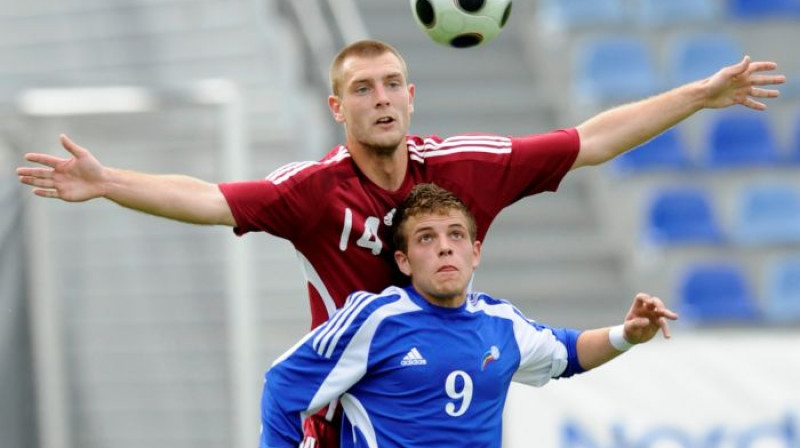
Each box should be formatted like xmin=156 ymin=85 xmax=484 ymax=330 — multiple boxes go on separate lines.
xmin=505 ymin=329 xmax=800 ymax=448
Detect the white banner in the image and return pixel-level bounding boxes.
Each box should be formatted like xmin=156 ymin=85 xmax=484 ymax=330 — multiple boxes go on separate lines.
xmin=504 ymin=329 xmax=800 ymax=448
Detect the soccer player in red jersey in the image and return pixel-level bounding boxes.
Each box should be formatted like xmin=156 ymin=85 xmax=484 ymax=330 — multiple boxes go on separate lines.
xmin=16 ymin=40 xmax=784 ymax=447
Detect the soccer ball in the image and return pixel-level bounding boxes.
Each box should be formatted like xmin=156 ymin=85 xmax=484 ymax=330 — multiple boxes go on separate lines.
xmin=410 ymin=0 xmax=513 ymax=48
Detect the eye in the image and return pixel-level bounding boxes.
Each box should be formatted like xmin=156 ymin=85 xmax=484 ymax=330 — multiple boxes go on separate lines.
xmin=450 ymin=231 xmax=465 ymax=240
xmin=355 ymin=86 xmax=370 ymax=95
xmin=387 ymin=80 xmax=402 ymax=89
xmin=418 ymin=233 xmax=433 ymax=244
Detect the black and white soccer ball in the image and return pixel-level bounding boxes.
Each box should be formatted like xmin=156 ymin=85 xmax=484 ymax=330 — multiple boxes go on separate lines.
xmin=410 ymin=0 xmax=513 ymax=48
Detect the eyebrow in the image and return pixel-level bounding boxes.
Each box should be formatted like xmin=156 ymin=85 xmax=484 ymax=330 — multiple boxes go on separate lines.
xmin=350 ymin=71 xmax=404 ymax=86
xmin=412 ymin=225 xmax=433 ymax=236
xmin=412 ymin=222 xmax=467 ymax=236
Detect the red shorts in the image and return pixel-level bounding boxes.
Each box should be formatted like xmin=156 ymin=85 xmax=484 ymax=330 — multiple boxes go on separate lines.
xmin=301 ymin=402 xmax=343 ymax=448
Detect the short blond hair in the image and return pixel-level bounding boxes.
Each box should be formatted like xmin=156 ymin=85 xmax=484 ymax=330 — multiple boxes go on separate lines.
xmin=392 ymin=183 xmax=477 ymax=253
xmin=329 ymin=40 xmax=409 ymax=97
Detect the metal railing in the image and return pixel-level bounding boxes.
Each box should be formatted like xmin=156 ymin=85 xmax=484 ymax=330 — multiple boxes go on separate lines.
xmin=284 ymin=0 xmax=369 ymax=88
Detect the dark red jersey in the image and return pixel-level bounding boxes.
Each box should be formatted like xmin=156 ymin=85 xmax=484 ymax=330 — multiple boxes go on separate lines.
xmin=219 ymin=130 xmax=579 ymax=329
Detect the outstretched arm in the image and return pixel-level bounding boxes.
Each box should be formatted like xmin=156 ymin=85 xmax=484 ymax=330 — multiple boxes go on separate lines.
xmin=572 ymin=56 xmax=786 ymax=170
xmin=576 ymin=293 xmax=678 ymax=370
xmin=17 ymin=134 xmax=235 ymax=226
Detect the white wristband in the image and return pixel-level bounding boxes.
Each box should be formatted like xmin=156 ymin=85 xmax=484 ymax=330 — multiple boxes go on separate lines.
xmin=609 ymin=325 xmax=634 ymax=352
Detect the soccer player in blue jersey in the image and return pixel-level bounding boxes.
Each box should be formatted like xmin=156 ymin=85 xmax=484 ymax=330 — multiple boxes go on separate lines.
xmin=260 ymin=183 xmax=678 ymax=448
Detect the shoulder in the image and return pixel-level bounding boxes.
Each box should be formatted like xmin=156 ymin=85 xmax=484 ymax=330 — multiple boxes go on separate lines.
xmin=329 ymin=288 xmax=421 ymax=331
xmin=341 ymin=286 xmax=421 ymax=317
xmin=512 ymin=128 xmax=580 ymax=152
xmin=312 ymin=287 xmax=421 ymax=358
xmin=466 ymin=293 xmax=557 ymax=336
xmin=406 ymin=134 xmax=512 ymax=162
xmin=466 ymin=292 xmax=524 ymax=321
xmin=264 ymin=145 xmax=353 ymax=186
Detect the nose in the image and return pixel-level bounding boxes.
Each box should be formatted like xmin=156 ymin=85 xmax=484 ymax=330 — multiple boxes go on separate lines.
xmin=438 ymin=240 xmax=453 ymax=257
xmin=374 ymin=85 xmax=390 ymax=106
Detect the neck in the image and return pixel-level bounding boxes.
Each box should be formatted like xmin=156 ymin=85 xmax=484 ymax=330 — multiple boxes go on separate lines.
xmin=348 ymin=142 xmax=408 ymax=191
xmin=414 ymin=286 xmax=467 ymax=309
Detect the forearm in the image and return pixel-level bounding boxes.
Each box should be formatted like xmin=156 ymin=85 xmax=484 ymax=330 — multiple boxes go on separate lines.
xmin=575 ymin=327 xmax=624 ymax=370
xmin=574 ymin=80 xmax=707 ymax=168
xmin=103 ymin=168 xmax=234 ymax=226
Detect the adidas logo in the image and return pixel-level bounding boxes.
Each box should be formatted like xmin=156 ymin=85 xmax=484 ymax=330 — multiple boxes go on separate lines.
xmin=401 ymin=347 xmax=427 ymax=366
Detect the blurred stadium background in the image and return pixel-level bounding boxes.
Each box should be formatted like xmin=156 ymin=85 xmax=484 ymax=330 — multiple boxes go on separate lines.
xmin=1 ymin=0 xmax=799 ymax=447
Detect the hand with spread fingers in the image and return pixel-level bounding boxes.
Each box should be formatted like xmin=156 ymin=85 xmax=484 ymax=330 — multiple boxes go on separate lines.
xmin=16 ymin=134 xmax=108 ymax=202
xmin=702 ymin=55 xmax=786 ymax=111
xmin=623 ymin=293 xmax=679 ymax=345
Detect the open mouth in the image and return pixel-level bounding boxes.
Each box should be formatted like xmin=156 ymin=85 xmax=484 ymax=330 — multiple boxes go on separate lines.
xmin=375 ymin=116 xmax=395 ymax=125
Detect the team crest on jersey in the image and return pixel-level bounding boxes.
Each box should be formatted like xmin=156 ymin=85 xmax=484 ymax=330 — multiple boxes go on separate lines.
xmin=480 ymin=346 xmax=500 ymax=371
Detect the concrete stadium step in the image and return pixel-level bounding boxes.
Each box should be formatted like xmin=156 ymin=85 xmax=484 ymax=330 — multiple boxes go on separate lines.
xmin=392 ymin=39 xmax=533 ymax=82
xmin=474 ymin=255 xmax=623 ymax=308
xmin=482 ymin=228 xmax=620 ymax=266
xmin=409 ymin=111 xmax=558 ymax=137
xmin=414 ymin=80 xmax=542 ymax=114
xmin=514 ymin=294 xmax=633 ymax=330
xmin=0 ymin=0 xmax=253 ymax=47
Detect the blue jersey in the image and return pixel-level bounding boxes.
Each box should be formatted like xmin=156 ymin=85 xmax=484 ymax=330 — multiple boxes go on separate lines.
xmin=260 ymin=286 xmax=584 ymax=448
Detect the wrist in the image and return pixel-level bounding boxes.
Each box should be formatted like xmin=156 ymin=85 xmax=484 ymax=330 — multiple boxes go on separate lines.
xmin=99 ymin=168 xmax=111 ymax=198
xmin=684 ymin=79 xmax=710 ymax=111
xmin=609 ymin=324 xmax=634 ymax=352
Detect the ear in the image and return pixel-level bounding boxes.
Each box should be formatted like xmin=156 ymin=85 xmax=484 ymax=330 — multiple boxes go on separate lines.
xmin=395 ymin=250 xmax=412 ymax=277
xmin=329 ymin=95 xmax=345 ymax=123
xmin=472 ymin=240 xmax=482 ymax=271
xmin=408 ymin=83 xmax=415 ymax=114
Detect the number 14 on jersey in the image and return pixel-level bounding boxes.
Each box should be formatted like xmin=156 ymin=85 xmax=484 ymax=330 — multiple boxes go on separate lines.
xmin=339 ymin=207 xmax=383 ymax=255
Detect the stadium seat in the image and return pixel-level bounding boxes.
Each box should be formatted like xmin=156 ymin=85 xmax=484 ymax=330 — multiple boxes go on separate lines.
xmin=764 ymin=256 xmax=800 ymax=323
xmin=668 ymin=33 xmax=743 ymax=86
xmin=538 ymin=0 xmax=627 ymax=33
xmin=704 ymin=112 xmax=781 ymax=169
xmin=610 ymin=127 xmax=692 ymax=175
xmin=635 ymin=0 xmax=720 ymax=27
xmin=733 ymin=184 xmax=800 ymax=245
xmin=677 ymin=263 xmax=761 ymax=324
xmin=728 ymin=0 xmax=800 ymax=20
xmin=575 ymin=36 xmax=659 ymax=106
xmin=644 ymin=187 xmax=723 ymax=246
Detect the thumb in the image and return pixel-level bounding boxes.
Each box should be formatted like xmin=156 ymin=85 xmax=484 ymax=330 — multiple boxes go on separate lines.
xmin=60 ymin=134 xmax=88 ymax=158
xmin=730 ymin=55 xmax=751 ymax=76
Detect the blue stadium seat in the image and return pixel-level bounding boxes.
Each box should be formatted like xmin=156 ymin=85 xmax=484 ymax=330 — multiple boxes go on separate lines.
xmin=678 ymin=263 xmax=761 ymax=324
xmin=765 ymin=256 xmax=800 ymax=323
xmin=538 ymin=0 xmax=627 ymax=33
xmin=668 ymin=33 xmax=743 ymax=86
xmin=610 ymin=127 xmax=692 ymax=175
xmin=704 ymin=112 xmax=781 ymax=169
xmin=635 ymin=0 xmax=720 ymax=27
xmin=733 ymin=184 xmax=800 ymax=245
xmin=644 ymin=187 xmax=723 ymax=246
xmin=575 ymin=36 xmax=659 ymax=105
xmin=728 ymin=0 xmax=800 ymax=20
